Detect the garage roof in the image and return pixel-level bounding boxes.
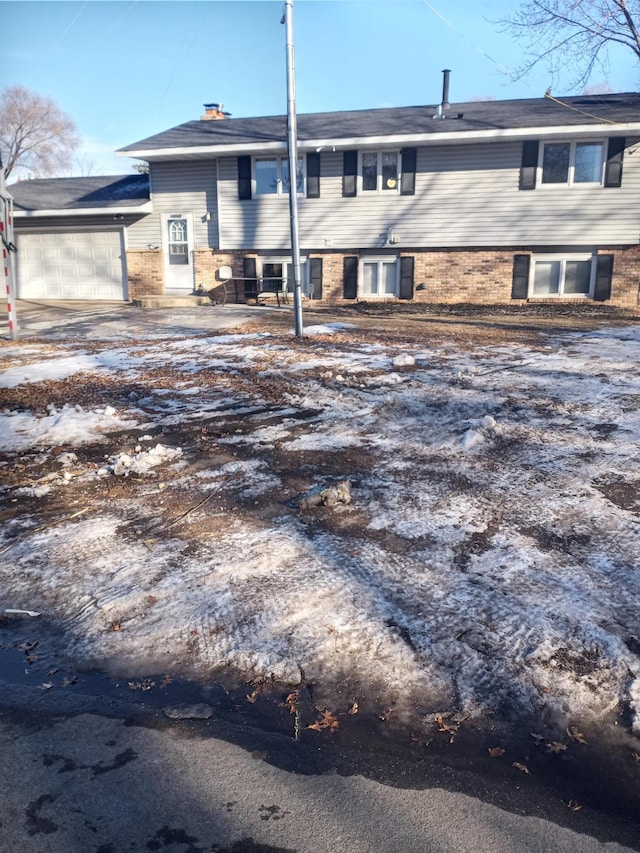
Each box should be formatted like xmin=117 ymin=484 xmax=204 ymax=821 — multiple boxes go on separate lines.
xmin=9 ymin=174 xmax=150 ymax=212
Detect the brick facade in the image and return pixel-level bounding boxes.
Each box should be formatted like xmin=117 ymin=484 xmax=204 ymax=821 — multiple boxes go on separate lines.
xmin=309 ymin=247 xmax=640 ymax=309
xmin=603 ymin=245 xmax=640 ymax=309
xmin=126 ymin=246 xmax=640 ymax=309
xmin=126 ymin=250 xmax=163 ymax=301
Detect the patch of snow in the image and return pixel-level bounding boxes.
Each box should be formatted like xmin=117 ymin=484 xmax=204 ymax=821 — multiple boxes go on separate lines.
xmin=1 ymin=405 xmax=140 ymax=452
xmin=392 ymin=353 xmax=415 ymax=368
xmin=97 ymin=444 xmax=182 ymax=477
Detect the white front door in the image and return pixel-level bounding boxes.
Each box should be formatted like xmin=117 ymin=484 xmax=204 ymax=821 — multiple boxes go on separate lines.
xmin=163 ymin=214 xmax=194 ymax=293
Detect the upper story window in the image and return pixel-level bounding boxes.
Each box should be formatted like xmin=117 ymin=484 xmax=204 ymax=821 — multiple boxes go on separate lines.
xmin=541 ymin=141 xmax=604 ymax=185
xmin=254 ymin=157 xmax=304 ymax=196
xmin=361 ymin=151 xmax=399 ymax=192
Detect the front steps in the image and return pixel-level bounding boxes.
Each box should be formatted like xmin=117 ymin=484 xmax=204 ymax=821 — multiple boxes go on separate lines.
xmin=132 ymin=295 xmax=212 ymax=308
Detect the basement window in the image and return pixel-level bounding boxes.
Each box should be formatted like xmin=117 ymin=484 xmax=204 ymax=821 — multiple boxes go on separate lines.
xmin=360 ymin=257 xmax=399 ymax=297
xmin=531 ymin=255 xmax=595 ymax=297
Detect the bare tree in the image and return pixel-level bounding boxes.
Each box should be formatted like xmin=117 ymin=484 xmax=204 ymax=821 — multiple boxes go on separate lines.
xmin=0 ymin=86 xmax=80 ymax=181
xmin=69 ymin=152 xmax=102 ymax=177
xmin=497 ymin=1 xmax=640 ymax=89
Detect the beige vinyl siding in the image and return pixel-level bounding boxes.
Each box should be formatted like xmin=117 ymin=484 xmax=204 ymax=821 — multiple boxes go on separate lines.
xmin=218 ymin=141 xmax=640 ymax=250
xmin=127 ymin=160 xmax=218 ymax=249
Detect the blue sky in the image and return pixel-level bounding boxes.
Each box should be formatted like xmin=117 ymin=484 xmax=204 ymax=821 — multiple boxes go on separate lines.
xmin=2 ymin=0 xmax=638 ymax=175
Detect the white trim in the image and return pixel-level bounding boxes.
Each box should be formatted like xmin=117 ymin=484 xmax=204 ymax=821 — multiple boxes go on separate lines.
xmin=117 ymin=122 xmax=640 ymax=160
xmin=14 ymin=202 xmax=152 ymax=217
xmin=215 ymin=158 xmax=223 ymax=250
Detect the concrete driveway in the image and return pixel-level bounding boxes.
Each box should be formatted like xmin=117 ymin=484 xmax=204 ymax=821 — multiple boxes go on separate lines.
xmin=0 ymin=299 xmax=279 ymax=341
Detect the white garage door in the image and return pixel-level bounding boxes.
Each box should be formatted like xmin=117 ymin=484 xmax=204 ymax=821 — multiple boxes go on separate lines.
xmin=17 ymin=230 xmax=126 ymax=300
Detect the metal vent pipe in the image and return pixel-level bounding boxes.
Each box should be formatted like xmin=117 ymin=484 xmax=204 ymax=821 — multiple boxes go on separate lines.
xmin=441 ymin=69 xmax=451 ymax=110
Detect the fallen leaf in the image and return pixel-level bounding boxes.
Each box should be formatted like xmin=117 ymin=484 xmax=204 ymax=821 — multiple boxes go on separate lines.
xmin=547 ymin=741 xmax=567 ymax=754
xmin=146 ymin=595 xmax=158 ymax=605
xmin=567 ymin=726 xmax=588 ymax=745
xmin=110 ymin=622 xmax=121 ymax=632
xmin=62 ymin=676 xmax=77 ymax=687
xmin=379 ymin=708 xmax=393 ymax=722
xmin=47 ymin=668 xmax=59 ymax=676
xmin=159 ymin=674 xmax=172 ymax=689
xmin=347 ymin=702 xmax=359 ymax=715
xmin=530 ymin=732 xmax=545 ymax=744
xmin=566 ymin=800 xmax=582 ymax=811
xmin=436 ymin=714 xmax=459 ymax=743
xmin=488 ymin=747 xmax=506 ymax=757
xmin=282 ymin=691 xmax=299 ymax=714
xmin=40 ymin=683 xmax=53 ymax=690
xmin=19 ymin=641 xmax=39 ymax=652
xmin=307 ymin=709 xmax=339 ymax=733
xmin=512 ymin=762 xmax=530 ymax=774
xmin=632 ymin=752 xmax=640 ymax=764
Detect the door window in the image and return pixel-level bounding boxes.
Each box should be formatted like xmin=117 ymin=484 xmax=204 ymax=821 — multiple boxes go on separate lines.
xmin=167 ymin=218 xmax=189 ymax=265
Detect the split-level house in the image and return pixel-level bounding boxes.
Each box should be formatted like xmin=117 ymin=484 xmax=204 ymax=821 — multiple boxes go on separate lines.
xmin=11 ymin=90 xmax=640 ymax=307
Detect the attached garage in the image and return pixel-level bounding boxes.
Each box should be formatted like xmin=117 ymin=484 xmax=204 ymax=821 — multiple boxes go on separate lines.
xmin=9 ymin=174 xmax=151 ymax=303
xmin=17 ymin=229 xmax=126 ymax=300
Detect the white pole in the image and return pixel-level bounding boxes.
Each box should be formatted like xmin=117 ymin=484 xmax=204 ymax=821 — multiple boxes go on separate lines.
xmin=283 ymin=0 xmax=303 ymax=337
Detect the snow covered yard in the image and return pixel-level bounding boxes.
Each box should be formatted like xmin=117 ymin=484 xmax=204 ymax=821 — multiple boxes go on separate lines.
xmin=1 ymin=315 xmax=640 ymax=742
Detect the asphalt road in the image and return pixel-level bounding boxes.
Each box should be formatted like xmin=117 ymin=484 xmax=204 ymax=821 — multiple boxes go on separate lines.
xmin=0 ymin=684 xmax=637 ymax=853
xmin=0 ymin=299 xmax=274 ymax=341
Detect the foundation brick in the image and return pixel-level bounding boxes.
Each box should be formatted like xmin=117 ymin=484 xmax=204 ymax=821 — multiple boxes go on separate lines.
xmin=126 ymin=250 xmax=163 ymax=301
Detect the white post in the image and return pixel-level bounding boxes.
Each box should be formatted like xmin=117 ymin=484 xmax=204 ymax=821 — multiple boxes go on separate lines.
xmin=0 ymin=167 xmax=18 ymax=341
xmin=283 ymin=0 xmax=303 ymax=337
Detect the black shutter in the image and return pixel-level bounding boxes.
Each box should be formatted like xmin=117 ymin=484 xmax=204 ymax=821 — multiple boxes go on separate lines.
xmin=604 ymin=138 xmax=625 ymax=187
xmin=309 ymin=257 xmax=323 ymax=299
xmin=343 ymin=256 xmax=358 ymax=299
xmin=343 ymin=151 xmax=357 ymax=197
xmin=238 ymin=156 xmax=252 ymax=200
xmin=399 ymin=256 xmax=414 ymax=300
xmin=307 ymin=152 xmax=320 ymax=198
xmin=593 ymin=254 xmax=614 ymax=301
xmin=243 ymin=256 xmax=258 ymax=299
xmin=400 ymin=148 xmax=416 ymax=196
xmin=511 ymin=254 xmax=530 ymax=299
xmin=520 ymin=141 xmax=539 ymax=190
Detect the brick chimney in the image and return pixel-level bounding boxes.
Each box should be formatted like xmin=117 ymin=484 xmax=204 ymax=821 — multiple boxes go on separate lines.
xmin=200 ymin=103 xmax=230 ymax=121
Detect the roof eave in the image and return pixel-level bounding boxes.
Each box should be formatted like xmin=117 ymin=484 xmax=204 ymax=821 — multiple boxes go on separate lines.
xmin=13 ymin=201 xmax=153 ymax=217
xmin=117 ymin=122 xmax=640 ymax=160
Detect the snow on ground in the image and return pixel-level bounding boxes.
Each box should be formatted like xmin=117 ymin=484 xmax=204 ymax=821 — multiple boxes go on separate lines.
xmin=1 ymin=323 xmax=640 ymax=735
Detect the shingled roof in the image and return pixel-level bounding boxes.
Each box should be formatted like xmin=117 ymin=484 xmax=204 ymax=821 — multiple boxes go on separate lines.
xmin=9 ymin=174 xmax=150 ymax=212
xmin=118 ymin=93 xmax=640 ymax=157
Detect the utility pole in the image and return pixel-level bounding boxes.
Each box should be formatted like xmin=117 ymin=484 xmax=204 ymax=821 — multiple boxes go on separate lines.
xmin=283 ymin=0 xmax=303 ymax=337
xmin=0 ymin=158 xmax=18 ymax=341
